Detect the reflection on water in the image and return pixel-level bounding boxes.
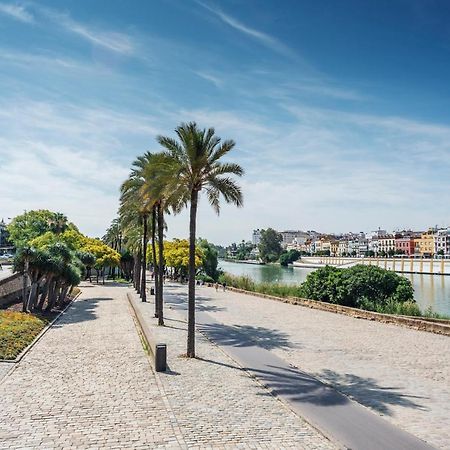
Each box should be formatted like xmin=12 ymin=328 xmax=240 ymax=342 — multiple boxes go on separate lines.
xmin=219 ymin=260 xmax=450 ymax=316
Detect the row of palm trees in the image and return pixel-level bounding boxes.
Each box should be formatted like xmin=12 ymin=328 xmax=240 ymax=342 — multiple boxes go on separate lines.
xmin=111 ymin=122 xmax=244 ymax=357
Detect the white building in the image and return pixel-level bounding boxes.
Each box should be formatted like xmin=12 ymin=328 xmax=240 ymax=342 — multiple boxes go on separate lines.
xmin=280 ymin=230 xmax=309 ymax=248
xmin=252 ymin=229 xmax=262 ymax=246
xmin=435 ymin=228 xmax=450 ymax=256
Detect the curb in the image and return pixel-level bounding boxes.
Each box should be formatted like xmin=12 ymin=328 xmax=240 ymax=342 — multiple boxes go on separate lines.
xmin=126 ymin=291 xmax=167 ymax=371
xmin=0 ymin=291 xmax=82 ymax=364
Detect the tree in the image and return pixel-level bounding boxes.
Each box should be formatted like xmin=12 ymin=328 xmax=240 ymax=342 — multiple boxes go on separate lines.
xmin=258 ymin=228 xmax=282 ymax=263
xmin=140 ymin=152 xmax=185 ymax=325
xmin=279 ymin=249 xmax=300 ymax=266
xmin=198 ymin=239 xmax=220 ymax=281
xmin=7 ymin=210 xmax=66 ymax=247
xmin=158 ymin=122 xmax=244 ymax=357
xmin=81 ymin=237 xmax=120 ymax=283
xmin=163 ymin=239 xmax=203 ymax=279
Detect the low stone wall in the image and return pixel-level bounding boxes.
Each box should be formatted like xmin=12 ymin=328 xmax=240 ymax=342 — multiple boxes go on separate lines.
xmin=224 ymin=286 xmax=450 ymax=337
xmin=0 ymin=273 xmax=26 ymax=307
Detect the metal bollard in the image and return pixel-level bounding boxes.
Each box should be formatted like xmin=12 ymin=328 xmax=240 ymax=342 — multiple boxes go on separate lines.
xmin=155 ymin=344 xmax=167 ymax=372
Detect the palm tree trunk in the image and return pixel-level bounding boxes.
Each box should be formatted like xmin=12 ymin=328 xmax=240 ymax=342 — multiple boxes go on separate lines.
xmin=141 ymin=215 xmax=148 ymax=302
xmin=187 ymin=190 xmax=198 ymax=357
xmin=135 ymin=249 xmax=142 ymax=294
xmin=151 ymin=206 xmax=159 ymax=317
xmin=37 ymin=276 xmax=52 ymax=311
xmin=157 ymin=203 xmax=164 ymax=326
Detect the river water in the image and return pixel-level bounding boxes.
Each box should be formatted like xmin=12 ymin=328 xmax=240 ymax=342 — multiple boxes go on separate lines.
xmin=218 ymin=260 xmax=450 ymax=316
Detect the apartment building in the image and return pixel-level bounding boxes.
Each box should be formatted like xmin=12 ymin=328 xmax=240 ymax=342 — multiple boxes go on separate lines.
xmin=434 ymin=228 xmax=450 ymax=255
xmin=419 ymin=230 xmax=435 ymax=256
xmin=378 ymin=235 xmax=396 ymax=254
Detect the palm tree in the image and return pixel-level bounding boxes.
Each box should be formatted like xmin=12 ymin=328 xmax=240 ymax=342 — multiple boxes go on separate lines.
xmin=120 ymin=161 xmax=153 ymax=301
xmin=158 ymin=122 xmax=244 ymax=357
xmin=140 ymin=152 xmax=186 ymax=325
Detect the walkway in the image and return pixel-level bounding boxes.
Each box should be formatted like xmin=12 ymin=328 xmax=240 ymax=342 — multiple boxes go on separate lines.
xmin=164 ymin=283 xmax=449 ymax=449
xmin=0 ymin=282 xmax=182 ymax=449
xmin=0 ymin=282 xmax=335 ymax=449
xmin=129 ymin=290 xmax=334 ymax=449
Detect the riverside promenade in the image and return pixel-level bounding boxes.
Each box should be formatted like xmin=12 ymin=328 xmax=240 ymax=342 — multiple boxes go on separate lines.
xmin=171 ymin=283 xmax=449 ymax=449
xmin=0 ymin=281 xmax=333 ymax=449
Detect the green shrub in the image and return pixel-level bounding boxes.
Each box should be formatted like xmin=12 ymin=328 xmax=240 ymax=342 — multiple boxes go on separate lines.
xmin=196 ymin=274 xmax=215 ymax=283
xmin=299 ymin=265 xmax=414 ymax=308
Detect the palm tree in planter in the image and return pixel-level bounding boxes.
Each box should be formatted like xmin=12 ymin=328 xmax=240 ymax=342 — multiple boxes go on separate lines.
xmin=158 ymin=122 xmax=244 ymax=357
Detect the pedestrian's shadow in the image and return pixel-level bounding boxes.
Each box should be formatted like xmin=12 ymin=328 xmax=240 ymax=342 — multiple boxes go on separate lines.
xmin=198 ymin=322 xmax=294 ymax=350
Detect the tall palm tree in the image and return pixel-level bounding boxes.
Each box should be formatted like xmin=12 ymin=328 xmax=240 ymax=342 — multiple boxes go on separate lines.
xmin=141 ymin=152 xmax=186 ymax=325
xmin=158 ymin=122 xmax=244 ymax=357
xmin=120 ymin=158 xmax=154 ymax=301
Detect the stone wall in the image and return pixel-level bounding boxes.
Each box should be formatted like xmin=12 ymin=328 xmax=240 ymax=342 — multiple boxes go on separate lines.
xmin=0 ymin=273 xmax=26 ymax=307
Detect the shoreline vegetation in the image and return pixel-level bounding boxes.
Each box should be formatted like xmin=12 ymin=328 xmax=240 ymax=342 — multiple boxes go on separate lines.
xmin=218 ymin=266 xmax=450 ymax=320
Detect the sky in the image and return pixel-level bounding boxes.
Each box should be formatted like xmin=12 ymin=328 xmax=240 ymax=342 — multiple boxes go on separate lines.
xmin=1 ymin=0 xmax=450 ymax=245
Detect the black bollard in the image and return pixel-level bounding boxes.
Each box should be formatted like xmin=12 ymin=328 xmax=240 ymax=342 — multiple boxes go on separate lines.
xmin=155 ymin=344 xmax=167 ymax=372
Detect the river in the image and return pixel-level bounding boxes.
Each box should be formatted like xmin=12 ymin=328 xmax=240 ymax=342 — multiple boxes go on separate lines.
xmin=218 ymin=260 xmax=450 ymax=316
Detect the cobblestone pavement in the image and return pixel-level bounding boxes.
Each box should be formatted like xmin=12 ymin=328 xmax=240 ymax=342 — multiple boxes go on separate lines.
xmin=0 ymin=282 xmax=335 ymax=450
xmin=131 ymin=291 xmax=335 ymax=450
xmin=0 ymin=362 xmax=13 ymax=381
xmin=0 ymin=283 xmax=183 ymax=449
xmin=182 ymin=284 xmax=450 ymax=449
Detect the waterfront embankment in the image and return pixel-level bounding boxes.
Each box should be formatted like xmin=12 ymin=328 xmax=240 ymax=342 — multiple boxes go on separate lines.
xmin=218 ymin=259 xmax=450 ymax=316
xmin=296 ymin=256 xmax=450 ymax=275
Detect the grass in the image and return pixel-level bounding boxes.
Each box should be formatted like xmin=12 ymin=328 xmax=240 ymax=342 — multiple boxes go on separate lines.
xmin=0 ymin=311 xmax=49 ymax=360
xmin=220 ymin=272 xmax=450 ymax=320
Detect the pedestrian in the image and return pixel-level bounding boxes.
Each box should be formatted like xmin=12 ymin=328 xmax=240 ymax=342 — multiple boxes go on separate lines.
xmin=0 ymin=262 xmax=3 ymax=271
xmin=215 ymin=282 xmax=219 ymax=292
xmin=222 ymin=281 xmax=226 ymax=291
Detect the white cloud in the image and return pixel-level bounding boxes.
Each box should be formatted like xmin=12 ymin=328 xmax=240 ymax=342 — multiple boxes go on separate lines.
xmin=40 ymin=8 xmax=134 ymax=54
xmin=0 ymin=3 xmax=34 ymax=23
xmin=193 ymin=71 xmax=224 ymax=88
xmin=196 ymin=1 xmax=297 ymax=60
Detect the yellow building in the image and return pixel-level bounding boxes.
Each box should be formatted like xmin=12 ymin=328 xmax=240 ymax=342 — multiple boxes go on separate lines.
xmin=419 ymin=230 xmax=435 ymax=256
xmin=330 ymin=240 xmax=339 ymax=256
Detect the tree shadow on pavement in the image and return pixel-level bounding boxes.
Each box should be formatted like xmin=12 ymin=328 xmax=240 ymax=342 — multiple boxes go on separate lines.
xmin=247 ymin=364 xmax=427 ymax=414
xmin=53 ymin=297 xmax=113 ymax=326
xmin=198 ymin=322 xmax=294 ymax=350
xmin=315 ymin=369 xmax=428 ymax=415
xmin=164 ymin=292 xmax=225 ymax=313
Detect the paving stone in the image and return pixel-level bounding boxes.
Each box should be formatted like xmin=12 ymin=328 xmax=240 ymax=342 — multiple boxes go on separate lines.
xmin=187 ymin=283 xmax=450 ymax=449
xmin=0 ymin=281 xmax=334 ymax=450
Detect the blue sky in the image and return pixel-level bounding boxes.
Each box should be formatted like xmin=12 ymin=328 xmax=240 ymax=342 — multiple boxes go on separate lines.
xmin=1 ymin=0 xmax=450 ymax=244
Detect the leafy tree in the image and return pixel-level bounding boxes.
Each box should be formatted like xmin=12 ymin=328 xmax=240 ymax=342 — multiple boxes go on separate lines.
xmin=258 ymin=228 xmax=282 ymax=263
xmin=235 ymin=240 xmax=254 ymax=260
xmin=81 ymin=237 xmax=120 ymax=283
xmin=158 ymin=122 xmax=244 ymax=357
xmin=198 ymin=238 xmax=220 ymax=281
xmin=7 ymin=210 xmax=66 ymax=247
xmin=162 ymin=239 xmax=203 ymax=279
xmin=279 ymin=249 xmax=301 ymax=266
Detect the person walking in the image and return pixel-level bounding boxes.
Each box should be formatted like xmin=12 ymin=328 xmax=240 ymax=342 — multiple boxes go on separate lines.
xmin=215 ymin=282 xmax=219 ymax=292
xmin=222 ymin=281 xmax=226 ymax=292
